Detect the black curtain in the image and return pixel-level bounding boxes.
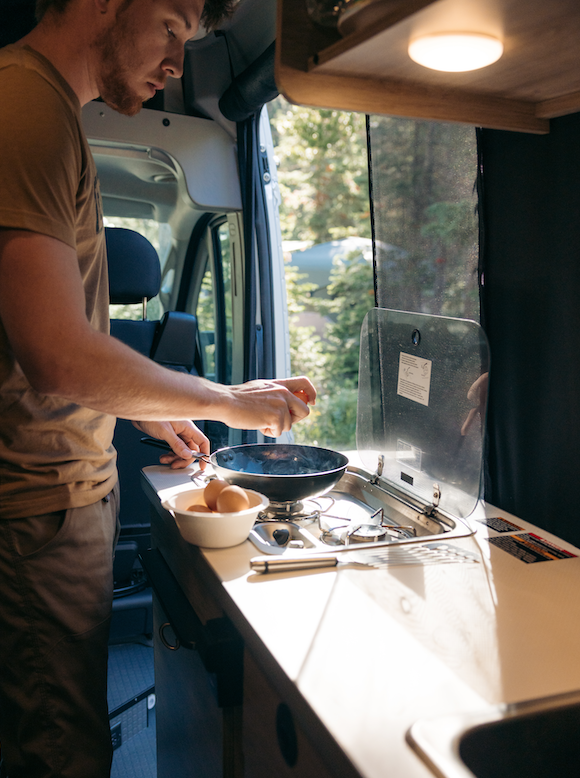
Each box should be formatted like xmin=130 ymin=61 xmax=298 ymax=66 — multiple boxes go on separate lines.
xmin=236 ymin=114 xmax=275 ymax=385
xmin=236 ymin=114 xmax=276 ymax=443
xmin=478 ymin=113 xmax=580 ymax=546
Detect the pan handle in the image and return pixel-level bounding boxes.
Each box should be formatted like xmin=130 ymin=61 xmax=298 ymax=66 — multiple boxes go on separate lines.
xmin=140 ymin=436 xmax=212 ymax=465
xmin=250 ymin=555 xmax=339 ymax=574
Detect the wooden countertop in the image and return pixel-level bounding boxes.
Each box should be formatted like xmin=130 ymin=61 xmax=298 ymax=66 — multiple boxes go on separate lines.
xmin=143 ymin=464 xmax=580 ymax=778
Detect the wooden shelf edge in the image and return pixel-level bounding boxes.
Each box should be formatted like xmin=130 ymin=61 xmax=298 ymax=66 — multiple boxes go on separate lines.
xmin=536 ymin=91 xmax=580 ymax=119
xmin=275 ymin=63 xmax=550 ymax=134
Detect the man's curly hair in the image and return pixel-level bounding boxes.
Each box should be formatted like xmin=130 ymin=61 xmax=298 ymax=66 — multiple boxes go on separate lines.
xmin=35 ymin=0 xmax=237 ymax=31
xmin=200 ymin=0 xmax=237 ymax=30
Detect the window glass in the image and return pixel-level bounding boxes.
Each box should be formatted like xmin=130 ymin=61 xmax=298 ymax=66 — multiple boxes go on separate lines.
xmin=196 ymin=263 xmax=216 ymax=379
xmin=104 ymin=216 xmax=172 ymax=321
xmin=270 ymin=98 xmax=478 ymax=452
xmin=368 ymin=117 xmax=479 ymax=319
xmin=217 ymin=222 xmax=233 ymax=385
xmin=190 ymin=221 xmax=233 ymax=385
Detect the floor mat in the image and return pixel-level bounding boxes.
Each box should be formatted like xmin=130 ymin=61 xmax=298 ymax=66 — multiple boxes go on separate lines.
xmin=108 ymin=642 xmax=156 ymax=778
xmin=111 ymin=709 xmax=156 ymax=778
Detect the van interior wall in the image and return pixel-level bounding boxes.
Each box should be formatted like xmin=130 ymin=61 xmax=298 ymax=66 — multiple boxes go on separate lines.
xmin=478 ymin=113 xmax=580 ymax=547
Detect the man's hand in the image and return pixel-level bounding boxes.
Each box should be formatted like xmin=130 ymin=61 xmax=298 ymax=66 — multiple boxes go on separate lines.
xmin=133 ymin=420 xmax=210 ymax=469
xmin=222 ymin=376 xmax=317 ymax=438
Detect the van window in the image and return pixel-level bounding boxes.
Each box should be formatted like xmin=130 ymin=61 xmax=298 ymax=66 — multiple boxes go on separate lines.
xmin=188 ymin=219 xmax=233 ymax=385
xmin=271 ymin=100 xmax=478 ymax=452
xmin=368 ymin=117 xmax=479 ymax=320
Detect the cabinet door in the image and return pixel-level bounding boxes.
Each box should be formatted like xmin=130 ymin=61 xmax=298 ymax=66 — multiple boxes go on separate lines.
xmin=154 ymin=598 xmax=223 ymax=778
xmin=243 ymin=651 xmax=353 ymax=778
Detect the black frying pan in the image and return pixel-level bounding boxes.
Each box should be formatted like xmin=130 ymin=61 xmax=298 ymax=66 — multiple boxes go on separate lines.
xmin=209 ymin=443 xmax=348 ymax=503
xmin=141 ymin=439 xmax=348 ymax=503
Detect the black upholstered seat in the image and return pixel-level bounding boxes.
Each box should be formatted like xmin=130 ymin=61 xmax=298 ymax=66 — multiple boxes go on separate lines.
xmin=105 ymin=227 xmax=202 ymax=594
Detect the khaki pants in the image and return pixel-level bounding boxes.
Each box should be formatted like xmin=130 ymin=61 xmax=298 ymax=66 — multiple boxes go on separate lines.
xmin=0 ymin=485 xmax=120 ymax=778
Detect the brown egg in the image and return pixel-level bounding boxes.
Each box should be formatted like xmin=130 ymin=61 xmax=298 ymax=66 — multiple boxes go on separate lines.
xmin=187 ymin=503 xmax=213 ymax=513
xmin=216 ymin=485 xmax=250 ymax=513
xmin=203 ymin=479 xmax=229 ymax=510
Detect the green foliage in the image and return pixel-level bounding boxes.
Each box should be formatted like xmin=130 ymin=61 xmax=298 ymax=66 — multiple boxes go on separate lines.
xmin=368 ymin=116 xmax=479 ymax=319
xmin=284 ymin=264 xmax=328 ymax=388
xmin=268 ymin=96 xmax=375 ymax=448
xmin=269 ymin=101 xmax=478 ymax=452
xmin=292 ymin=386 xmax=360 ymax=451
xmin=284 ymin=251 xmax=373 ymax=449
xmin=269 ymin=97 xmax=371 ymax=244
xmin=317 ymin=254 xmax=374 ymax=387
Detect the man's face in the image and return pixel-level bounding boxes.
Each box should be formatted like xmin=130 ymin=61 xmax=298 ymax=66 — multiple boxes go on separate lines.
xmin=93 ymin=0 xmax=204 ymax=117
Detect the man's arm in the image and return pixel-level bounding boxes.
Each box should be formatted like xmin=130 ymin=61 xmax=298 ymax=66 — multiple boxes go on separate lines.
xmin=0 ymin=230 xmax=315 ymax=438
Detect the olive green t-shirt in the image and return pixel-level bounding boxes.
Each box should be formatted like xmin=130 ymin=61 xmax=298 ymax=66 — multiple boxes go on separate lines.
xmin=0 ymin=45 xmax=117 ymax=518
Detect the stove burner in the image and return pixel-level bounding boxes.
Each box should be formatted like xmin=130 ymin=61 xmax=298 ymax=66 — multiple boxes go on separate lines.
xmin=345 ymin=523 xmax=415 ymax=544
xmin=257 ymin=496 xmax=335 ymax=524
xmin=346 ymin=524 xmax=391 ymax=543
xmin=320 ymin=507 xmax=417 ymax=546
xmin=255 ymin=497 xmax=417 ymax=548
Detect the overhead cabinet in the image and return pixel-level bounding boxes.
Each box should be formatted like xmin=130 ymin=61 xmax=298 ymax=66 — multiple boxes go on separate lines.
xmin=275 ymin=0 xmax=580 ymax=133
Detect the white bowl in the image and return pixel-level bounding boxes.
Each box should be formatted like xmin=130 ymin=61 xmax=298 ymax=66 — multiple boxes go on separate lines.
xmin=162 ymin=486 xmax=269 ymax=548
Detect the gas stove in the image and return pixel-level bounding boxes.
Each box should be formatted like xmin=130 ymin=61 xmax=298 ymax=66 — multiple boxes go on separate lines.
xmin=193 ymin=308 xmax=489 ymax=561
xmin=247 ymin=464 xmax=475 ymax=556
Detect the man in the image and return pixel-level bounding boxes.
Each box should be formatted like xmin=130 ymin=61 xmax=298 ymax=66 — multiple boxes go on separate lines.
xmin=0 ymin=0 xmax=315 ymax=775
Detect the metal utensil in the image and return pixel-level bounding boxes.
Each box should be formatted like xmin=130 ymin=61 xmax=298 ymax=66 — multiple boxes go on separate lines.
xmin=140 ymin=436 xmax=211 ymax=464
xmin=250 ymin=543 xmax=480 ymax=574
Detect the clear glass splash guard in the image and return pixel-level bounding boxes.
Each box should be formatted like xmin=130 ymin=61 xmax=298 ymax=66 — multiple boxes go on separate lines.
xmin=357 ymin=308 xmax=490 ymax=519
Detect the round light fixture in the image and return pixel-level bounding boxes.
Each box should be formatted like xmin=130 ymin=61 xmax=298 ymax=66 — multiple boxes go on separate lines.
xmin=408 ymin=32 xmax=503 ymax=72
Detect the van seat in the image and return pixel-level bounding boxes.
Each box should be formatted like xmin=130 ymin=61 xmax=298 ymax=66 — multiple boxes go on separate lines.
xmin=105 ymin=227 xmax=202 ymax=597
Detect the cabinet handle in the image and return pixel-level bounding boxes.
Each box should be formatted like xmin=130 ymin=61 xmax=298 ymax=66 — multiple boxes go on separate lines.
xmin=140 ymin=547 xmax=244 ymax=708
xmin=140 ymin=548 xmax=199 ymax=650
xmin=159 ymin=621 xmax=180 ymax=651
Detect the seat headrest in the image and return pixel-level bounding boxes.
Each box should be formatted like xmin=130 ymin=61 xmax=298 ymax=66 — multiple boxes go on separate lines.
xmin=106 ymin=227 xmax=162 ymax=304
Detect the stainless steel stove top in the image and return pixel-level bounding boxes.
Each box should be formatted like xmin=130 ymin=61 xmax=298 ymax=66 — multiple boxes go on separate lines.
xmin=248 ymin=465 xmax=476 ymax=556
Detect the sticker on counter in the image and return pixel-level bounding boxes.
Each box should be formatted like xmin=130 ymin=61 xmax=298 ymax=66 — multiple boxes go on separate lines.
xmin=397 ymin=353 xmax=432 ymax=406
xmin=487 ymin=533 xmax=577 ymax=563
xmin=477 ymin=516 xmax=524 ymax=533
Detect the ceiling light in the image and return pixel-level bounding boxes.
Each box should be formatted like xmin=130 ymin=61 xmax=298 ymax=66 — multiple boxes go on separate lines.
xmin=408 ymin=32 xmax=503 ymax=72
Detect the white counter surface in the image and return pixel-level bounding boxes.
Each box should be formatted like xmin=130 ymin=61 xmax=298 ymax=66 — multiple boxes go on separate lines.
xmin=143 ymin=463 xmax=580 ymax=778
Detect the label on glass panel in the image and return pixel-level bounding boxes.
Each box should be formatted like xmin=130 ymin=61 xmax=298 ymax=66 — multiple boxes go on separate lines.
xmin=397 ymin=353 xmax=432 ymax=406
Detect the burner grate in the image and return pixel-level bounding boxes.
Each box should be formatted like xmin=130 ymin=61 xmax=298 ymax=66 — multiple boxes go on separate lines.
xmin=257 ymin=495 xmax=336 ymax=525
xmin=255 ymin=497 xmax=417 ymax=549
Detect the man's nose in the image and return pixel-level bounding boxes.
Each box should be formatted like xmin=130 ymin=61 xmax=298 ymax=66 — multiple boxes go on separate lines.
xmin=162 ymin=49 xmax=184 ymax=79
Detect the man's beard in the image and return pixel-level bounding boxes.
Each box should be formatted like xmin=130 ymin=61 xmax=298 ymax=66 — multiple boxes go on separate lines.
xmin=93 ymin=17 xmax=146 ymax=117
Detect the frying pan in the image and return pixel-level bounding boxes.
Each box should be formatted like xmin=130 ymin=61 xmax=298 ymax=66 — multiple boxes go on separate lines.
xmin=141 ymin=439 xmax=348 ymax=503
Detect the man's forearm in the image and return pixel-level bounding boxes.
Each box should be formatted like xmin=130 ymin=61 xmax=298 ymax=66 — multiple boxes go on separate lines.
xmin=41 ymin=327 xmax=231 ymax=421
xmin=0 ymin=230 xmax=315 ymax=438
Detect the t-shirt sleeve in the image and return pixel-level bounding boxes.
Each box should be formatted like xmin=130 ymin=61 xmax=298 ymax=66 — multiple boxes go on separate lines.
xmin=0 ymin=65 xmax=80 ymax=249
